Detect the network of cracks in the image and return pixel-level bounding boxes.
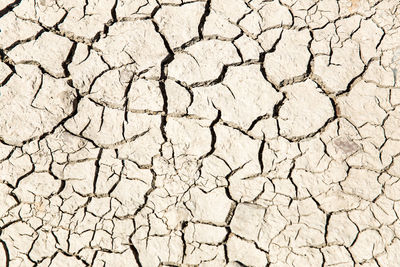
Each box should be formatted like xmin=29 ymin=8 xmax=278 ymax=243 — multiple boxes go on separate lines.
xmin=1 ymin=0 xmax=400 ymax=266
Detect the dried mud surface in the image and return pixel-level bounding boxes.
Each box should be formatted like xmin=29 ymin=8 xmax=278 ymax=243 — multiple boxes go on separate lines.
xmin=1 ymin=0 xmax=400 ymax=266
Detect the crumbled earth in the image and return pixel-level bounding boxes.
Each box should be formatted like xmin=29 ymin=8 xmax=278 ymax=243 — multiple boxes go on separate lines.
xmin=1 ymin=0 xmax=400 ymax=266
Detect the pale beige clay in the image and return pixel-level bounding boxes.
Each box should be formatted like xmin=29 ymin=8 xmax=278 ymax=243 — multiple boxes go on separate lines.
xmin=1 ymin=0 xmax=400 ymax=266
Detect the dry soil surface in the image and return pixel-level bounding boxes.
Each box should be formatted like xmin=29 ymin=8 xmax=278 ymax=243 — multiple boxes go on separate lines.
xmin=1 ymin=0 xmax=400 ymax=266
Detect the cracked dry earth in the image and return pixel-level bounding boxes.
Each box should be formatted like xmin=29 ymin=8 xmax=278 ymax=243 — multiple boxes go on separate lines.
xmin=2 ymin=0 xmax=400 ymax=267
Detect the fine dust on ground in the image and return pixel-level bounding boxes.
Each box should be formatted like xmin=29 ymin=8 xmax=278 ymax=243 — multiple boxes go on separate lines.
xmin=1 ymin=0 xmax=400 ymax=266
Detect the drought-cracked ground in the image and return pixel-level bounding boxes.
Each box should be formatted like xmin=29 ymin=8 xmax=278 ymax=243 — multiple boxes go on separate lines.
xmin=1 ymin=0 xmax=400 ymax=266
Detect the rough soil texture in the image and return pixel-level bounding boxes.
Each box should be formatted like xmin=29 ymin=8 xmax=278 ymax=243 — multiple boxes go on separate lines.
xmin=1 ymin=0 xmax=400 ymax=266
